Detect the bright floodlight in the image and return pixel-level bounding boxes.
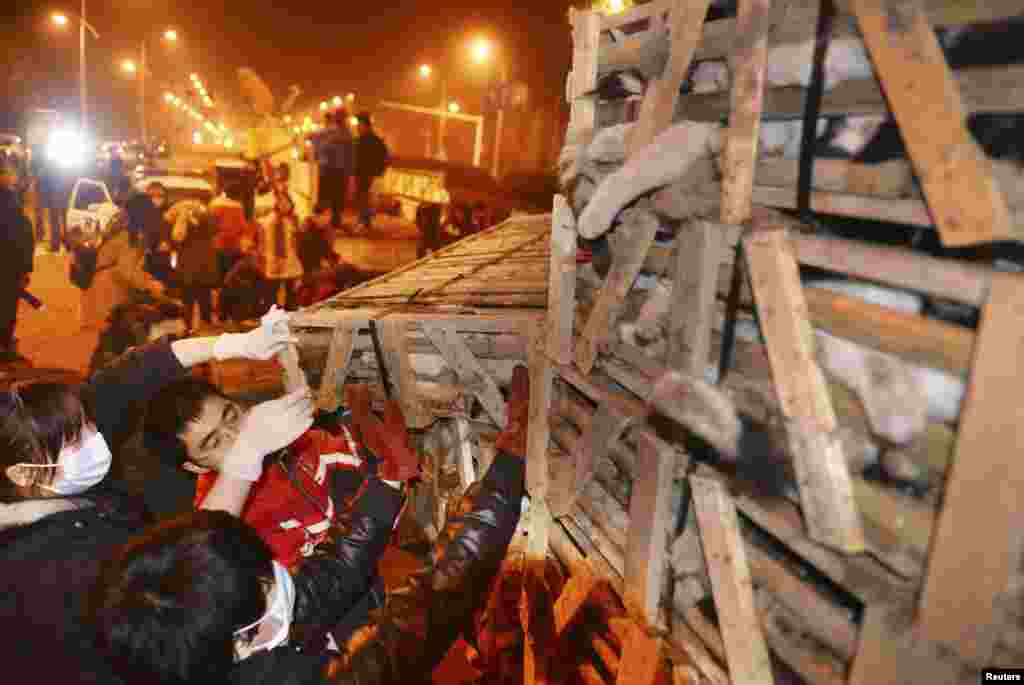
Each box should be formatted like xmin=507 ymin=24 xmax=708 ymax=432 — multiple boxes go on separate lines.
xmin=47 ymin=128 xmax=89 ymax=169
xmin=51 ymin=13 xmax=69 ymax=27
xmin=349 ymin=116 xmax=358 ymax=126
xmin=121 ymin=59 xmax=137 ymax=74
xmin=470 ymin=38 xmax=492 ymax=63
xmin=448 ymin=101 xmax=460 ymax=114
xmin=333 ymin=96 xmax=342 ymax=106
xmin=419 ymin=64 xmax=432 ymax=79
xmin=164 ymin=29 xmax=178 ymax=42
xmin=320 ymin=101 xmax=328 ymax=111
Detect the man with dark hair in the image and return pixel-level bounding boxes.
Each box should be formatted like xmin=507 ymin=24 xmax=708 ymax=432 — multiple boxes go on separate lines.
xmin=0 ymin=159 xmax=34 ymax=361
xmin=311 ymin=110 xmax=354 ymax=229
xmin=353 ymin=112 xmax=389 ymax=233
xmin=94 ymin=366 xmax=530 ymax=684
xmin=142 ymin=378 xmax=414 ymax=568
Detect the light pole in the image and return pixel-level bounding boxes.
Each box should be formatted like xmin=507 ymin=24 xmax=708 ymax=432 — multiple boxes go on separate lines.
xmin=419 ymin=64 xmax=449 ymax=160
xmin=122 ymin=29 xmax=178 ymax=146
xmin=470 ymin=37 xmax=508 ymax=178
xmin=52 ymin=4 xmax=100 ymax=132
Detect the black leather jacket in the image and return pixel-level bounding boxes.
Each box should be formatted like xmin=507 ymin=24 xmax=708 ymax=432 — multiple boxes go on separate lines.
xmin=235 ymin=451 xmax=525 ymax=685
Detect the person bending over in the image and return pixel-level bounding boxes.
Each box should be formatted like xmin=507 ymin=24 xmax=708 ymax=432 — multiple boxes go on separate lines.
xmin=144 ymin=378 xmax=417 ymax=569
xmin=91 ymin=365 xmax=531 ymax=684
xmin=0 ymin=310 xmax=313 ymax=685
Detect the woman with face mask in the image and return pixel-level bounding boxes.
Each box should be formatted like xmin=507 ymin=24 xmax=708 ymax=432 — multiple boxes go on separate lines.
xmin=0 ymin=307 xmax=316 ymax=685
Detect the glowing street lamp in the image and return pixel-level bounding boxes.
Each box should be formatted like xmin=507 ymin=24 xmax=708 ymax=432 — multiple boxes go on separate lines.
xmin=51 ymin=13 xmax=69 ymax=27
xmin=283 ymin=115 xmax=292 ymax=123
xmin=121 ymin=59 xmax=137 ymax=74
xmin=448 ymin=101 xmax=460 ymax=114
xmin=163 ymin=29 xmax=178 ymax=42
xmin=419 ymin=64 xmax=432 ymax=79
xmin=470 ymin=37 xmax=492 ymax=64
xmin=51 ymin=7 xmax=100 ymax=131
xmin=192 ymin=131 xmax=202 ymax=145
xmin=333 ymin=95 xmax=342 ymax=106
xmin=349 ymin=115 xmax=359 ymax=127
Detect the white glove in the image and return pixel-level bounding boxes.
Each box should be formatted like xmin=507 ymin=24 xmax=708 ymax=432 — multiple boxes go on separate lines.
xmin=220 ymin=388 xmax=315 ymax=481
xmin=213 ymin=305 xmax=298 ymax=361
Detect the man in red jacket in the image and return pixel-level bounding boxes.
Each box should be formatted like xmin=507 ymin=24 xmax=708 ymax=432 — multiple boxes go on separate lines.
xmin=144 ymin=379 xmax=417 ymax=569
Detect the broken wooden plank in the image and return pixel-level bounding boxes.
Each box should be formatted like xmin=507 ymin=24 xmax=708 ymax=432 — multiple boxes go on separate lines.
xmin=377 ymin=319 xmax=430 ymax=429
xmin=559 ymin=401 xmax=639 ymax=519
xmin=667 ymin=220 xmax=723 ymax=376
xmin=719 ymin=0 xmax=771 ymax=225
xmin=743 ymin=227 xmax=866 ymax=553
xmin=690 ymin=475 xmax=775 ymax=685
xmin=626 ymin=0 xmax=712 ymax=156
xmin=547 ymin=195 xmax=578 ymax=366
xmin=623 ymin=431 xmax=676 ymax=627
xmin=851 ymin=603 xmax=974 ymax=685
xmin=576 ymin=207 xmax=662 ymax=374
xmin=554 ymin=568 xmax=601 ymax=637
xmin=315 ymin=324 xmax=355 ymax=411
xmin=848 ymin=0 xmax=1015 ymax=246
xmin=278 ymin=341 xmax=309 ymax=394
xmin=615 ymin=621 xmax=667 ymax=685
xmin=568 ymin=8 xmax=602 ymax=134
xmin=918 ymin=271 xmax=1024 ymax=666
xmin=421 ymin=323 xmax=508 ymax=425
xmin=452 ymin=415 xmax=477 ymax=494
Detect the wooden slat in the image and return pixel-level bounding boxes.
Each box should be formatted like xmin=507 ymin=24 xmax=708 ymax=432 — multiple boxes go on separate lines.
xmin=615 ymin=622 xmax=666 ymax=685
xmin=919 ymin=271 xmax=1024 ymax=665
xmin=848 ymin=0 xmax=1014 ymax=246
xmin=560 ymin=401 xmax=639 ymax=519
xmin=678 ymin=63 xmax=1024 ymax=121
xmin=421 ymin=323 xmax=508 ymax=425
xmin=576 ymin=208 xmax=662 ymax=374
xmin=623 ymin=431 xmax=676 ymax=626
xmin=452 ymin=416 xmax=477 ymax=493
xmin=527 ymin=320 xmax=555 ymax=560
xmin=568 ymin=9 xmax=602 ymax=133
xmin=804 ymin=286 xmax=975 ymax=376
xmin=547 ymin=196 xmax=578 ymax=366
xmin=850 ymin=603 xmax=973 ymax=685
xmin=690 ymin=475 xmax=775 ymax=685
xmin=554 ymin=568 xmax=601 ymax=637
xmin=315 ymin=324 xmax=355 ymax=411
xmin=377 ymin=319 xmax=430 ymax=429
xmin=626 ymin=0 xmax=712 ymax=157
xmin=719 ymin=0 xmax=771 ymax=224
xmin=278 ymin=340 xmax=309 ymax=394
xmin=743 ymin=227 xmax=865 ymax=553
xmin=666 ymin=220 xmax=723 ymax=376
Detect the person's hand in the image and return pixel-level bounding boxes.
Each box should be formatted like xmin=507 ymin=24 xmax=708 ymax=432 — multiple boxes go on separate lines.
xmin=346 ymin=385 xmax=420 ymax=482
xmin=213 ymin=305 xmax=298 ymax=361
xmin=220 ymin=388 xmax=315 ymax=481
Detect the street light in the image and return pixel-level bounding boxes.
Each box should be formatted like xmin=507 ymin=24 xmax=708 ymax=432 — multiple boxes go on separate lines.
xmin=419 ymin=64 xmax=432 ymax=78
xmin=470 ymin=37 xmax=492 ymax=64
xmin=51 ymin=4 xmax=100 ymax=132
xmin=448 ymin=101 xmax=460 ymax=114
xmin=333 ymin=95 xmax=342 ymax=106
xmin=164 ymin=29 xmax=177 ymax=42
xmin=120 ymin=29 xmax=178 ymax=145
xmin=418 ymin=63 xmax=450 ymax=160
xmin=121 ymin=59 xmax=137 ymax=74
xmin=468 ymin=36 xmax=509 ymax=177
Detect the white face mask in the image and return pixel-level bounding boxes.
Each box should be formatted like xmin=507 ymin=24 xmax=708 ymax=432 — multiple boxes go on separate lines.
xmin=234 ymin=561 xmax=295 ymax=661
xmin=15 ymin=431 xmax=113 ymax=496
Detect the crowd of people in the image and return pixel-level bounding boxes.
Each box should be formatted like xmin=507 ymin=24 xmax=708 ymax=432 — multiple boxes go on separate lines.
xmin=0 ymin=288 xmax=531 ymax=683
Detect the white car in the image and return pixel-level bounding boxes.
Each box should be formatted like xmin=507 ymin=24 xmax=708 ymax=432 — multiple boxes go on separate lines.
xmin=66 ymin=174 xmax=215 ymax=242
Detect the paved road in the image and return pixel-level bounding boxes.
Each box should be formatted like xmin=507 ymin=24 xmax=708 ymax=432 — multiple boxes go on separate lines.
xmin=14 ymin=213 xmax=419 ymax=375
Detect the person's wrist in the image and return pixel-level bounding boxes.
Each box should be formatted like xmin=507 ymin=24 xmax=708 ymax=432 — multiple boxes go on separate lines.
xmin=220 ymin=440 xmax=264 ymax=482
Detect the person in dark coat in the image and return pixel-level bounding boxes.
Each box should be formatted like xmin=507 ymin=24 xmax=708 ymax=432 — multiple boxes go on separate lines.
xmin=311 ymin=110 xmax=354 ymax=229
xmin=90 ymin=365 xmax=530 ymax=685
xmin=353 ymin=112 xmax=390 ymax=232
xmin=167 ymin=201 xmax=220 ymax=331
xmin=0 ymin=314 xmax=311 ymax=685
xmin=0 ymin=160 xmax=35 ymax=360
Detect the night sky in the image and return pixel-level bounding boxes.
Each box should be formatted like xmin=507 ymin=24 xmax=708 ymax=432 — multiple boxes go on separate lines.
xmin=1 ymin=0 xmax=577 ymax=139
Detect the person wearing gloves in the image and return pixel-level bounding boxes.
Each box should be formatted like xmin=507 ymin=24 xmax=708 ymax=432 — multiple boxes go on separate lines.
xmin=142 ymin=380 xmax=418 ymax=569
xmin=0 ymin=307 xmax=316 ymax=685
xmin=91 ymin=365 xmax=531 ymax=685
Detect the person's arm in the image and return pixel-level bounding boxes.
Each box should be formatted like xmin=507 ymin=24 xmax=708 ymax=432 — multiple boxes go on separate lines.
xmin=324 ymin=451 xmax=524 ymax=682
xmin=289 ymin=477 xmax=404 ymax=646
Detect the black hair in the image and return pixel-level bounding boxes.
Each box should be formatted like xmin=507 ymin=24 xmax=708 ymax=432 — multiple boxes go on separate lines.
xmin=143 ymin=378 xmax=228 ymax=469
xmin=0 ymin=371 xmax=93 ymax=502
xmin=91 ymin=509 xmax=274 ymax=685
